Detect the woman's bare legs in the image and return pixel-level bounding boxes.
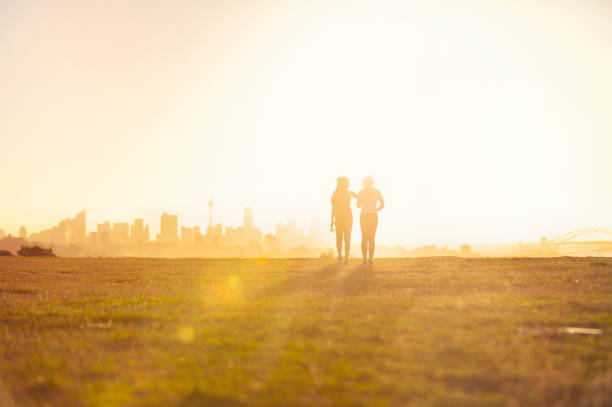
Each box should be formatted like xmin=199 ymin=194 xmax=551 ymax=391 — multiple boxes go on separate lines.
xmin=361 ymin=239 xmax=368 ymax=263
xmin=344 ymin=228 xmax=351 ymax=263
xmin=360 ymin=214 xmax=378 ymax=264
xmin=335 ymin=228 xmax=343 ymax=261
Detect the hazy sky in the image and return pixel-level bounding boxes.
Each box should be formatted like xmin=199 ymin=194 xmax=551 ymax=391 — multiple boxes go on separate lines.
xmin=1 ymin=0 xmax=611 ymax=246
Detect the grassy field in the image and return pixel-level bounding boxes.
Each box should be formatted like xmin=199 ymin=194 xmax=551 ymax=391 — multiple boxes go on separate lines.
xmin=0 ymin=257 xmax=610 ymax=407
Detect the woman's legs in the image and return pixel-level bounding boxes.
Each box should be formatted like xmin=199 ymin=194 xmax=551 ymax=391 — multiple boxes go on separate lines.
xmin=360 ymin=215 xmax=368 ymax=262
xmin=360 ymin=214 xmax=378 ymax=263
xmin=361 ymin=239 xmax=368 ymax=262
xmin=335 ymin=227 xmax=343 ymax=258
xmin=344 ymin=217 xmax=353 ymax=262
xmin=336 ymin=213 xmax=353 ymax=262
xmin=368 ymin=214 xmax=378 ymax=262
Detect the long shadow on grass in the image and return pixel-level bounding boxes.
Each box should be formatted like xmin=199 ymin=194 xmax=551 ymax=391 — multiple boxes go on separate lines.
xmin=340 ymin=264 xmax=375 ymax=295
xmin=256 ymin=264 xmax=343 ymax=298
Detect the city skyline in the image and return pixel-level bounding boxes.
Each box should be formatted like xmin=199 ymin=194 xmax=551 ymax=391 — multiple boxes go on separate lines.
xmin=2 ymin=207 xmax=611 ymax=259
xmin=4 ymin=200 xmax=612 ymax=248
xmin=2 ymin=206 xmax=331 ymax=253
xmin=1 ymin=208 xmax=324 ymax=242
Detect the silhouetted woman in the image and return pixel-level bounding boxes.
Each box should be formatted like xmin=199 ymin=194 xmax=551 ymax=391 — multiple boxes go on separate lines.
xmin=357 ymin=176 xmax=385 ymax=265
xmin=331 ymin=177 xmax=357 ymax=264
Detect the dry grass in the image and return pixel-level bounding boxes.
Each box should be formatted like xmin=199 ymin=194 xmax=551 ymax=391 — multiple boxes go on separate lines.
xmin=0 ymin=257 xmax=611 ymax=406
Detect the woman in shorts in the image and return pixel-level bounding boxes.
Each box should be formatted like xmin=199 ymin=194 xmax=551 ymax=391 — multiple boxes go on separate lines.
xmin=357 ymin=176 xmax=385 ymax=265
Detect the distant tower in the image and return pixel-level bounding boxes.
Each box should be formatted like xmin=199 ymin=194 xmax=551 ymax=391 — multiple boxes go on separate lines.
xmin=19 ymin=226 xmax=27 ymax=239
xmin=244 ymin=207 xmax=253 ymax=228
xmin=208 ymin=198 xmax=213 ymax=227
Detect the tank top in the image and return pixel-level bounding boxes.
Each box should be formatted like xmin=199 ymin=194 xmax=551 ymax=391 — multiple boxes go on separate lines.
xmin=331 ymin=189 xmax=352 ymax=215
xmin=358 ymin=187 xmax=380 ymax=215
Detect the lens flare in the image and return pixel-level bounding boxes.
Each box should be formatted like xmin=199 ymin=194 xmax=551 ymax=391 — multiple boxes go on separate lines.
xmin=201 ymin=275 xmax=245 ymax=308
xmin=177 ymin=326 xmax=195 ymax=343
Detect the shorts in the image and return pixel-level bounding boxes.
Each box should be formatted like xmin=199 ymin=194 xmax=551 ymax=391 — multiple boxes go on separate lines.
xmin=335 ymin=211 xmax=353 ymax=233
xmin=360 ymin=213 xmax=378 ymax=237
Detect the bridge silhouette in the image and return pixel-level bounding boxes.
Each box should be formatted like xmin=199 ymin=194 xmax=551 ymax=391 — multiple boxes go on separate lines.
xmin=549 ymin=228 xmax=612 ymax=245
xmin=544 ymin=228 xmax=612 ymax=256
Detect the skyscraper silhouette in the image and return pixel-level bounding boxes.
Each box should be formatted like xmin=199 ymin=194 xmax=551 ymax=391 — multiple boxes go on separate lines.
xmin=131 ymin=219 xmax=150 ymax=243
xmin=71 ymin=210 xmax=87 ymax=244
xmin=160 ymin=213 xmax=179 ymax=243
xmin=97 ymin=221 xmax=111 ymax=246
xmin=111 ymin=223 xmax=130 ymax=244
